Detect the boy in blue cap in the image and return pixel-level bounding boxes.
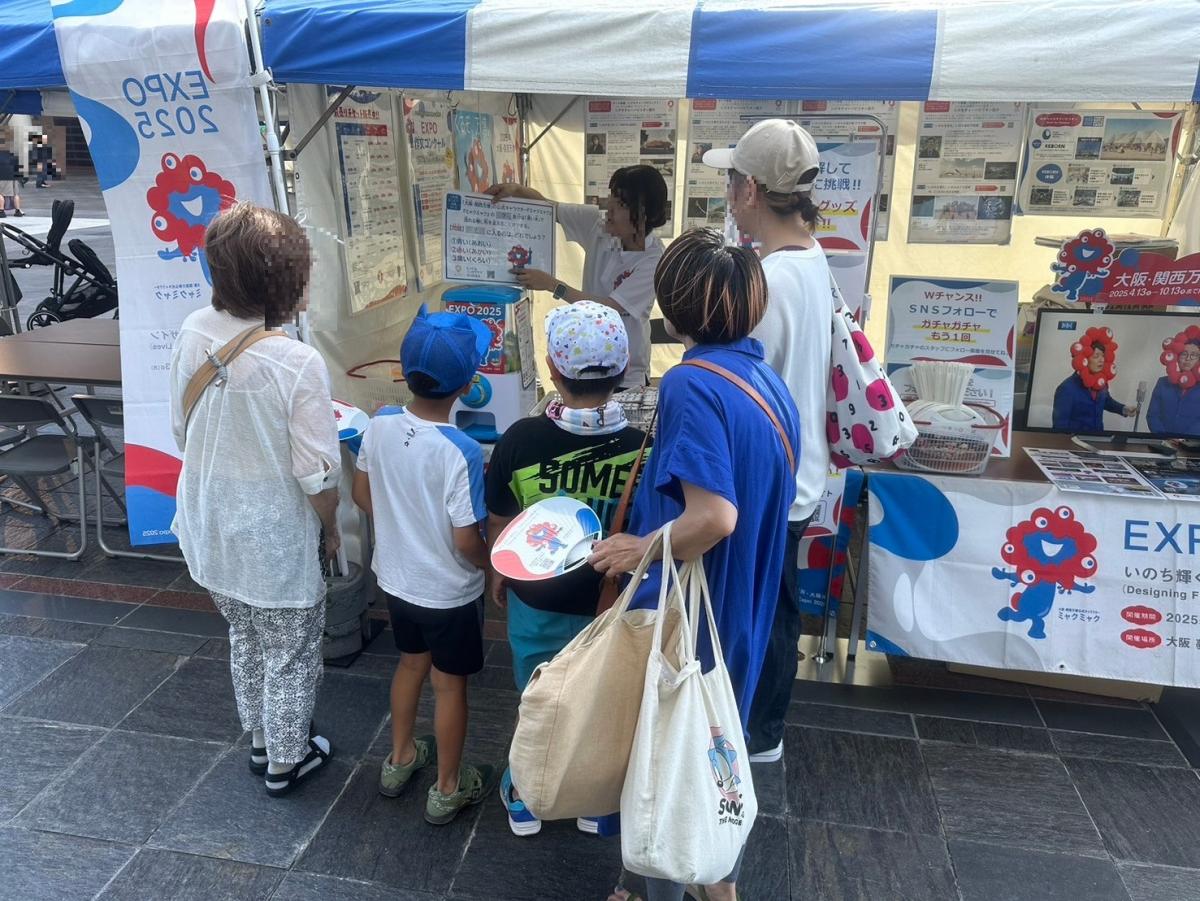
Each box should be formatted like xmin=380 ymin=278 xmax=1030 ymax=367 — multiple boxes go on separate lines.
xmin=351 ymin=305 xmax=499 ymax=825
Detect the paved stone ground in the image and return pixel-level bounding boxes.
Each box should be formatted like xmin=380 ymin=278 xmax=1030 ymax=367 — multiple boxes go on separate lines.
xmin=3 ymin=566 xmax=1200 ymax=900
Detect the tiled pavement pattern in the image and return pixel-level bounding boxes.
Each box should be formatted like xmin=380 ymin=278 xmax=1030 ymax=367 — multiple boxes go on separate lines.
xmin=3 ymin=582 xmax=1200 ymax=900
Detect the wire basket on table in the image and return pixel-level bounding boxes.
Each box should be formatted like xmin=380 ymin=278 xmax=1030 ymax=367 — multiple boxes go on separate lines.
xmin=894 ymin=403 xmax=1004 ymax=476
xmin=344 ymin=360 xmax=412 ymax=413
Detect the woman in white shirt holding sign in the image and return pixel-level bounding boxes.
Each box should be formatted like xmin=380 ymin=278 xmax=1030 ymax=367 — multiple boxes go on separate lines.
xmin=703 ymin=119 xmax=834 ymax=764
xmin=485 ymin=165 xmax=668 ymax=390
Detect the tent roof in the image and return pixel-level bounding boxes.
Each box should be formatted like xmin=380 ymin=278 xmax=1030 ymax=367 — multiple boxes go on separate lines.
xmin=261 ymin=0 xmax=1200 ymax=102
xmin=0 ymin=0 xmax=65 ymax=90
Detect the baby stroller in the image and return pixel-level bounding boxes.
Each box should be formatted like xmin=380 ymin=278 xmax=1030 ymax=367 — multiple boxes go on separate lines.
xmin=1 ymin=199 xmax=118 ymax=330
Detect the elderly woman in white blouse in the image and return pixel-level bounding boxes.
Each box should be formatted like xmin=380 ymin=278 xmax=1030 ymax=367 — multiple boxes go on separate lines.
xmin=170 ymin=203 xmax=340 ymax=796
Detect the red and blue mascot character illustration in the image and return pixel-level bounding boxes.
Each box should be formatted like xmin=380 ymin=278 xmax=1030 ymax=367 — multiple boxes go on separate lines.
xmin=993 ymin=506 xmax=1097 ymax=639
xmin=1050 ymin=229 xmax=1115 ymax=302
xmin=147 ymin=153 xmax=237 ymax=285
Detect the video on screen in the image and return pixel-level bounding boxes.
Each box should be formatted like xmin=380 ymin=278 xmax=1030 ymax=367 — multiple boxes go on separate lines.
xmin=1025 ymin=310 xmax=1200 ymax=439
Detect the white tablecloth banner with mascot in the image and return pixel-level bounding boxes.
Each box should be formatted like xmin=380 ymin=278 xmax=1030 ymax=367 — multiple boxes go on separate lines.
xmin=51 ymin=0 xmax=272 ymax=545
xmin=868 ymin=471 xmax=1200 ymax=687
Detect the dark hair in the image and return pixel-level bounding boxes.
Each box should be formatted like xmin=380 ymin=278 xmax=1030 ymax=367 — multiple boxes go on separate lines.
xmin=206 ymin=203 xmax=311 ymax=328
xmin=654 ymin=227 xmax=767 ymax=344
xmin=609 ymin=165 xmax=669 ymax=235
xmin=731 ymin=167 xmax=821 ymax=229
xmin=1090 ymin=341 xmax=1107 ymax=353
xmin=405 ymin=370 xmax=458 ymax=400
xmin=558 ymin=365 xmax=624 ymax=399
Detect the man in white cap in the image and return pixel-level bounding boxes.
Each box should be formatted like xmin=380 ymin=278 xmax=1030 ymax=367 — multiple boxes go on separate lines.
xmin=485 ymin=300 xmax=648 ymax=838
xmin=704 ymin=119 xmax=835 ymax=763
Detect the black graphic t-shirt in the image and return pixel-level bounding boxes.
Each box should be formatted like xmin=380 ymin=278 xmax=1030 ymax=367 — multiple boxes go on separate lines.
xmin=486 ymin=415 xmax=648 ymax=536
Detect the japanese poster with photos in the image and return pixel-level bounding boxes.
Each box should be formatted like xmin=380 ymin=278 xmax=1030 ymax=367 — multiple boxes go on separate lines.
xmin=585 ymin=97 xmax=678 ymax=237
xmin=909 ymin=102 xmax=1025 ymax=245
xmin=1022 ymin=108 xmax=1181 ymax=218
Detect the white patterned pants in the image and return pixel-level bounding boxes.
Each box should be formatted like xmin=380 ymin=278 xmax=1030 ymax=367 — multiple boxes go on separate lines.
xmin=211 ymin=593 xmax=325 ymax=765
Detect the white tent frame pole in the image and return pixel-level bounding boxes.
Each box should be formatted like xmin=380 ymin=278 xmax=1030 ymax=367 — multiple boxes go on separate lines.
xmin=245 ymin=0 xmax=288 ymax=213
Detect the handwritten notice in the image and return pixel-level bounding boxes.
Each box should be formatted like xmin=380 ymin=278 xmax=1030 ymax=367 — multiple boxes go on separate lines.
xmin=443 ymin=192 xmax=555 ymax=285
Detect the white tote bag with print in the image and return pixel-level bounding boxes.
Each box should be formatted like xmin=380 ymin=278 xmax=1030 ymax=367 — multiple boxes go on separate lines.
xmin=620 ymin=556 xmax=757 ymax=885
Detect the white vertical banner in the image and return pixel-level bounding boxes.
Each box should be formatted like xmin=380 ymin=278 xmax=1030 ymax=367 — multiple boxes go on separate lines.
xmin=52 ymin=0 xmax=272 ymax=545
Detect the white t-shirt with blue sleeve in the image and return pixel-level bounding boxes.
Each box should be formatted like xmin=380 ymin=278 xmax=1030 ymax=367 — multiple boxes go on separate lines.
xmin=356 ymin=408 xmax=486 ymax=608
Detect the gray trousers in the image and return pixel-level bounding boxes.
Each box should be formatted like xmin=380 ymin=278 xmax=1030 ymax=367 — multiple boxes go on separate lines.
xmin=211 ymin=593 xmax=325 ymax=765
xmin=638 ymin=847 xmax=746 ymax=901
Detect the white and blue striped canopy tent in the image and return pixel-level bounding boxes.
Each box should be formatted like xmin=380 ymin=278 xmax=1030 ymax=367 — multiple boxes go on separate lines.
xmin=260 ymin=0 xmax=1200 ymax=102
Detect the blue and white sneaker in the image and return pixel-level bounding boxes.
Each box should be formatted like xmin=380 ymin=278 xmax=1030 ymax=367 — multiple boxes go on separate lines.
xmin=500 ymin=767 xmax=541 ymax=836
xmin=576 ymin=816 xmax=600 ymax=834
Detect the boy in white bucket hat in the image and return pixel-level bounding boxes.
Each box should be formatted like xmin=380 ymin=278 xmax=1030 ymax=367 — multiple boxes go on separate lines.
xmin=704 ymin=118 xmax=835 ymax=765
xmin=486 ymin=300 xmax=648 ymax=838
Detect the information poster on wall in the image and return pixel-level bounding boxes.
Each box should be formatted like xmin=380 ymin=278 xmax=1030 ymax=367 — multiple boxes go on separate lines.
xmin=454 ymin=110 xmax=497 ymax=194
xmin=909 ymin=102 xmax=1025 ymax=245
xmin=585 ymin=98 xmax=678 ymax=236
xmin=402 ymin=92 xmax=455 ymax=291
xmin=799 ymin=101 xmax=899 ymax=240
xmin=812 ymin=139 xmax=880 ymax=253
xmin=682 ymin=99 xmax=787 ymax=231
xmin=444 ymin=192 xmax=555 ymax=285
xmin=885 ymin=276 xmax=1019 ymax=455
xmin=828 ymin=252 xmax=870 ymax=323
xmin=332 ymin=89 xmax=408 ymax=314
xmin=493 ymin=113 xmax=521 ymax=186
xmin=1023 ymin=108 xmax=1181 ymax=217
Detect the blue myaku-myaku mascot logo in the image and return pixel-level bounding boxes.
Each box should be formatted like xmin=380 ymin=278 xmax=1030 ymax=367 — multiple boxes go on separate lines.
xmin=993 ymin=506 xmax=1098 ymax=639
xmin=1050 ymin=229 xmax=1116 ymax=302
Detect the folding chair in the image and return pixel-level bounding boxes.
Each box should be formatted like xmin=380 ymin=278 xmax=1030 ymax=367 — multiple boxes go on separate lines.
xmin=72 ymin=394 xmax=183 ymax=563
xmin=0 ymin=395 xmax=88 ymax=559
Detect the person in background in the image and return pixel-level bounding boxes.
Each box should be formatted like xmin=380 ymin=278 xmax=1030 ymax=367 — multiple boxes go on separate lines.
xmin=0 ymin=149 xmax=24 ymax=218
xmin=485 ymin=166 xmax=669 ymax=390
xmin=1052 ymin=339 xmax=1137 ymax=432
xmin=592 ymin=228 xmax=800 ymax=901
xmin=486 ymin=301 xmax=646 ymax=838
xmin=1148 ymin=338 xmax=1200 ymax=436
xmin=34 ymin=135 xmax=53 ymax=188
xmin=352 ymin=306 xmax=499 ymax=826
xmin=170 ymin=203 xmax=339 ymax=796
xmin=702 ymin=118 xmax=832 ymax=762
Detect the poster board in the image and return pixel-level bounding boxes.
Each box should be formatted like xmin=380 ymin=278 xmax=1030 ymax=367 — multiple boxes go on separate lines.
xmin=331 ymin=88 xmax=408 ymax=314
xmin=682 ymin=99 xmax=787 ymax=231
xmin=402 ymin=92 xmax=456 ymax=291
xmin=584 ymin=97 xmax=678 ymax=236
xmin=812 ymin=138 xmax=880 ymax=254
xmin=1021 ymin=108 xmax=1181 ymax=218
xmin=886 ymin=276 xmax=1019 ymax=456
xmin=443 ymin=192 xmax=555 ymax=285
xmin=909 ymin=102 xmax=1025 ymax=245
xmin=798 ymin=101 xmax=899 ymax=240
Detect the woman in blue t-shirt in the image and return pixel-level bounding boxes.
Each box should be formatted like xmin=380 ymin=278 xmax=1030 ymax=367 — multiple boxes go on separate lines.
xmin=591 ymin=228 xmax=800 ymax=901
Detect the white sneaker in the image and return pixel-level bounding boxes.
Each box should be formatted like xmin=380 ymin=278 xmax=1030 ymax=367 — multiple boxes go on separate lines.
xmin=749 ymin=740 xmax=784 ymax=764
xmin=576 ymin=817 xmax=600 ymax=834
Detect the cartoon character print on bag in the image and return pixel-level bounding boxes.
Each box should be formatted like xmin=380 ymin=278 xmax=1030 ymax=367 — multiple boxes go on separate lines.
xmin=992 ymin=506 xmax=1097 ymax=640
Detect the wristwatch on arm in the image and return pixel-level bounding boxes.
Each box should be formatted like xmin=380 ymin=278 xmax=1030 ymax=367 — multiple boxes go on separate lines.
xmin=552 ymin=282 xmax=569 ymax=301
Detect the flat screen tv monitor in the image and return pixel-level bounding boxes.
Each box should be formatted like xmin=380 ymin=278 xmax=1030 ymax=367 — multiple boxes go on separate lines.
xmin=1024 ymin=309 xmax=1200 ymax=440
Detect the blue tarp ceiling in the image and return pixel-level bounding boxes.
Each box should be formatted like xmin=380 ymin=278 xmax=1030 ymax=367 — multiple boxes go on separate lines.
xmin=0 ymin=0 xmax=65 ymax=90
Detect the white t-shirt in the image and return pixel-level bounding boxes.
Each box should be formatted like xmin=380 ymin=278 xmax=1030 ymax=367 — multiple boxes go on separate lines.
xmin=170 ymin=307 xmax=341 ymax=609
xmin=356 ymin=408 xmax=486 ymax=608
xmin=556 ymin=202 xmax=663 ymax=389
xmin=754 ymin=246 xmax=835 ymax=521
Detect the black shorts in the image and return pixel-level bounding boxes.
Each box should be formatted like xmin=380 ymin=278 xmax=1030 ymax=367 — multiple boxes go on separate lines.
xmin=386 ymin=593 xmax=485 ymax=676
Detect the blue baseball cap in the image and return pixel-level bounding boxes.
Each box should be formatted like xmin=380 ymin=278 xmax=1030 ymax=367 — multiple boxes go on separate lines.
xmin=401 ymin=304 xmax=493 ymax=395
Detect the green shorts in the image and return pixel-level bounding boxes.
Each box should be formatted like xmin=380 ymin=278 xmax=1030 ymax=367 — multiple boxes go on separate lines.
xmin=507 ymin=592 xmax=593 ymax=690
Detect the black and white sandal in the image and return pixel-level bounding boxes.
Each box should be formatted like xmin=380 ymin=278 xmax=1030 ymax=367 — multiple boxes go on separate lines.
xmin=250 ymin=721 xmax=316 ymax=775
xmin=264 ymin=737 xmax=332 ymax=797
